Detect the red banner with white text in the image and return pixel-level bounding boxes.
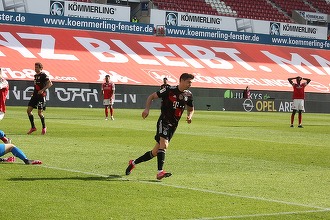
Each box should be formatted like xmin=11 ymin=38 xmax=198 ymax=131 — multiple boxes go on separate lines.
xmin=0 ymin=24 xmax=330 ymax=93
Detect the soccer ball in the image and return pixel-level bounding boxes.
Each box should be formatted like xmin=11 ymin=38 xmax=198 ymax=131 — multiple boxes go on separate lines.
xmin=89 ymin=104 xmax=93 ymax=108
xmin=222 ymin=108 xmax=225 ymax=111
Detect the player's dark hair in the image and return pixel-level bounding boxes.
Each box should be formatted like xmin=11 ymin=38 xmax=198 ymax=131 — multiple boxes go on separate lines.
xmin=180 ymin=73 xmax=194 ymax=81
xmin=35 ymin=62 xmax=43 ymax=69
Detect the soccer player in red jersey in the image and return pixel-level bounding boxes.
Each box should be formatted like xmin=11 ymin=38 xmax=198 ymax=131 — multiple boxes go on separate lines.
xmin=243 ymin=86 xmax=251 ymax=99
xmin=125 ymin=73 xmax=195 ymax=180
xmin=101 ymin=75 xmax=115 ymax=120
xmin=0 ymin=68 xmax=9 ymax=120
xmin=288 ymin=76 xmax=311 ymax=128
xmin=27 ymin=62 xmax=53 ymax=135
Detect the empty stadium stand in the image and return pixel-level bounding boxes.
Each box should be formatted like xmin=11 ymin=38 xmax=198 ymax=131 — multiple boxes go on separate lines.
xmin=308 ymin=0 xmax=330 ymax=14
xmin=150 ymin=0 xmax=293 ymax=22
xmin=221 ymin=0 xmax=292 ymax=22
xmin=272 ymin=0 xmax=316 ymax=16
xmin=152 ymin=0 xmax=218 ymax=15
xmin=150 ymin=0 xmax=330 ymax=24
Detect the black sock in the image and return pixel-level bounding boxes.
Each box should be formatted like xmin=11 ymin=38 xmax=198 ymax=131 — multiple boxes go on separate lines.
xmin=134 ymin=151 xmax=154 ymax=164
xmin=29 ymin=115 xmax=35 ymax=128
xmin=157 ymin=149 xmax=165 ymax=171
xmin=40 ymin=116 xmax=45 ymax=128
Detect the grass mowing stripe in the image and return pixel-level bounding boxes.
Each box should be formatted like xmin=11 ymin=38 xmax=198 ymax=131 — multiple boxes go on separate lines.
xmin=147 ymin=182 xmax=330 ymax=210
xmin=2 ymin=107 xmax=329 ymax=219
xmin=179 ymin=209 xmax=330 ymax=220
xmin=40 ymin=164 xmax=330 ymax=211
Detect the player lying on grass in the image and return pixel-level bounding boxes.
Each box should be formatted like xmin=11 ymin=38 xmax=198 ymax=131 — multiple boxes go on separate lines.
xmin=0 ymin=130 xmax=42 ymax=165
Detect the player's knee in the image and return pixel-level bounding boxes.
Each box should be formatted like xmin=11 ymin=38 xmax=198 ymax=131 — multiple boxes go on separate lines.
xmin=6 ymin=144 xmax=14 ymax=150
xmin=151 ymin=150 xmax=157 ymax=157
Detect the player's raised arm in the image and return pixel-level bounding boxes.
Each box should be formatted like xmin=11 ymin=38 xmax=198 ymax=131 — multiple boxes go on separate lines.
xmin=303 ymin=77 xmax=311 ymax=85
xmin=288 ymin=76 xmax=298 ymax=85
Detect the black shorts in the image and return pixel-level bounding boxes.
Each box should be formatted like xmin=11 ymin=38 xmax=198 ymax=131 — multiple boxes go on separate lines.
xmin=154 ymin=118 xmax=177 ymax=143
xmin=28 ymin=95 xmax=46 ymax=110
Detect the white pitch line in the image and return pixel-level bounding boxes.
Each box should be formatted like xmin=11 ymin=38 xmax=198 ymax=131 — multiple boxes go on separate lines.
xmin=145 ymin=182 xmax=329 ymax=210
xmin=178 ymin=209 xmax=330 ymax=220
xmin=41 ymin=165 xmax=330 ymax=212
xmin=41 ymin=165 xmax=113 ymax=178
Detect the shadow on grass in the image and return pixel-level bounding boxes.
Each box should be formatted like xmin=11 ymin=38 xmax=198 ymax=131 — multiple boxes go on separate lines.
xmin=137 ymin=179 xmax=166 ymax=183
xmin=47 ymin=117 xmax=99 ymax=120
xmin=8 ymin=174 xmax=128 ymax=182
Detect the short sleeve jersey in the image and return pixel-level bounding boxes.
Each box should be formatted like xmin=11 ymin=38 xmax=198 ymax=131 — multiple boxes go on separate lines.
xmin=33 ymin=72 xmax=49 ymax=96
xmin=157 ymin=86 xmax=193 ymax=126
xmin=292 ymin=83 xmax=307 ymax=99
xmin=102 ymin=82 xmax=115 ymax=99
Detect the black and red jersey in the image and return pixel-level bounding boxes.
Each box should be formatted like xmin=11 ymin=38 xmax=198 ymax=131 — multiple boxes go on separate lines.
xmin=160 ymin=83 xmax=170 ymax=89
xmin=157 ymin=86 xmax=193 ymax=126
xmin=33 ymin=72 xmax=50 ymax=96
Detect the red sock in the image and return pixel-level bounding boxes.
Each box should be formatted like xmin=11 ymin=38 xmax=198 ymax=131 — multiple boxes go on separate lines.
xmin=1 ymin=137 xmax=8 ymax=143
xmin=105 ymin=108 xmax=108 ymax=117
xmin=110 ymin=107 xmax=114 ymax=116
xmin=291 ymin=114 xmax=295 ymax=124
xmin=298 ymin=113 xmax=302 ymax=125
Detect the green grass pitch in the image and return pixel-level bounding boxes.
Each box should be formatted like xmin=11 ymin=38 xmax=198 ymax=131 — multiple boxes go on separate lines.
xmin=0 ymin=107 xmax=329 ymax=220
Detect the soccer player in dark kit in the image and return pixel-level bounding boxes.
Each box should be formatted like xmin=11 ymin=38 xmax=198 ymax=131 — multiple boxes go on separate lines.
xmin=27 ymin=62 xmax=53 ymax=135
xmin=125 ymin=73 xmax=195 ymax=180
xmin=160 ymin=77 xmax=170 ymax=89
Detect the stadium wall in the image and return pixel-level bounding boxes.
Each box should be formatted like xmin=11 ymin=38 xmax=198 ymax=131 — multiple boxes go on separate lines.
xmin=6 ymin=81 xmax=330 ymax=113
xmin=1 ymin=23 xmax=330 ymax=92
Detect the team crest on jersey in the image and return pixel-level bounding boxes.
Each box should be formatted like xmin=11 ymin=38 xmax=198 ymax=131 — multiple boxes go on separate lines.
xmin=179 ymin=94 xmax=184 ymax=100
